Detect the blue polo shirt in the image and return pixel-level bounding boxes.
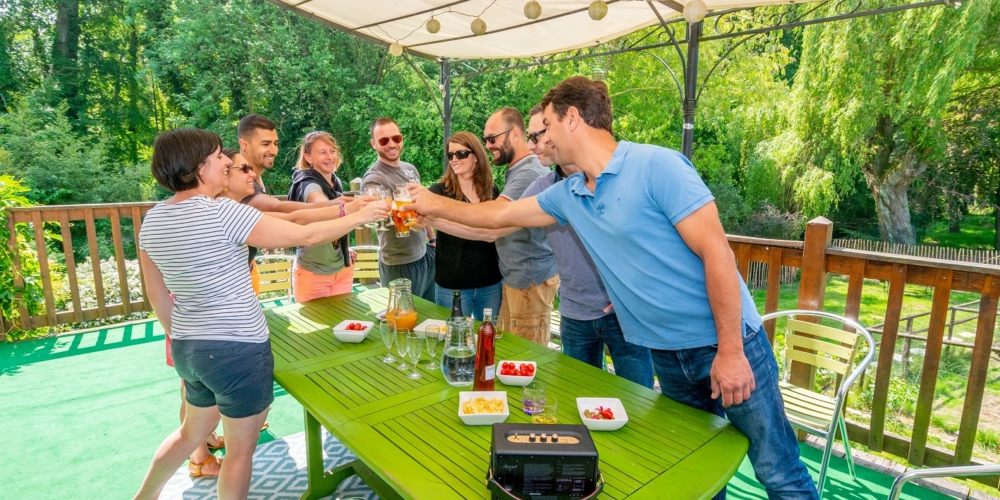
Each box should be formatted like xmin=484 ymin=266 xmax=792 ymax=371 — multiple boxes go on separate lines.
xmin=535 ymin=141 xmax=762 ymax=350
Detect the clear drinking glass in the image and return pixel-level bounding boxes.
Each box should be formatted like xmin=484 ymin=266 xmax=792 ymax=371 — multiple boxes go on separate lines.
xmin=494 ymin=317 xmax=505 ymax=341
xmin=531 ymin=396 xmax=558 ymax=424
xmin=395 ymin=327 xmax=410 ymax=371
xmin=363 ymin=186 xmax=381 ymax=228
xmin=378 ymin=189 xmax=391 ymax=232
xmin=380 ymin=321 xmax=396 ymax=363
xmin=407 ymin=332 xmax=424 ymax=380
xmin=424 ymin=325 xmax=442 ymax=370
xmin=522 ymin=381 xmax=546 ymax=415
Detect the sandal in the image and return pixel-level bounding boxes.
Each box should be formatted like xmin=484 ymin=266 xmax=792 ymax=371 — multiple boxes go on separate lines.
xmin=188 ymin=456 xmax=223 ymax=478
xmin=207 ymin=435 xmax=225 ymax=451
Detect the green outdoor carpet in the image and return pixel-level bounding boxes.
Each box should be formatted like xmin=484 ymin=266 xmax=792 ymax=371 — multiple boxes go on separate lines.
xmin=0 ymin=316 xmax=952 ymax=500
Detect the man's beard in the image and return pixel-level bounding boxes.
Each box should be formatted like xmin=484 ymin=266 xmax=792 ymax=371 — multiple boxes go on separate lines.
xmin=494 ymin=138 xmax=515 ymax=166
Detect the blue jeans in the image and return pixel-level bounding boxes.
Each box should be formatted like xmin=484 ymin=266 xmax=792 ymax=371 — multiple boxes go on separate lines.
xmin=650 ymin=324 xmax=818 ymax=500
xmin=560 ymin=313 xmax=654 ymax=390
xmin=435 ymin=282 xmax=503 ymax=321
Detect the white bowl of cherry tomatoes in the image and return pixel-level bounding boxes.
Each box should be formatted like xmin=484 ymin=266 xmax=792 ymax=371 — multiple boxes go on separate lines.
xmin=332 ymin=320 xmax=374 ymax=343
xmin=496 ymin=360 xmax=536 ymax=386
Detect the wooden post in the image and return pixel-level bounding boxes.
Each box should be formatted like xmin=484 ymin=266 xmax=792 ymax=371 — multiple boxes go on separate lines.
xmin=790 ymin=217 xmax=833 ymax=391
xmin=954 ymin=275 xmax=1000 ymax=465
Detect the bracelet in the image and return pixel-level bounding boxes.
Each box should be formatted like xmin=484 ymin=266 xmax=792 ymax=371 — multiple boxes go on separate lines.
xmin=339 ymin=204 xmax=346 ymax=218
xmin=428 ymin=238 xmax=437 ymax=244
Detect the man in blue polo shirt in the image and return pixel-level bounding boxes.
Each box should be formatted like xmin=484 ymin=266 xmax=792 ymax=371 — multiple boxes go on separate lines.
xmin=404 ymin=76 xmax=817 ymax=499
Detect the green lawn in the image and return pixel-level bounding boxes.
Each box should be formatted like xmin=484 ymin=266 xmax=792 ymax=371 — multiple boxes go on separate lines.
xmin=920 ymin=214 xmax=997 ymax=249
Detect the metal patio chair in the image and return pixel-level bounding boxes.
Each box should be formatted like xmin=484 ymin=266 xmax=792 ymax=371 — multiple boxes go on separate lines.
xmin=350 ymin=245 xmax=381 ymax=287
xmin=254 ymin=254 xmax=295 ymax=302
xmin=760 ymin=310 xmax=876 ymax=498
xmin=888 ymin=464 xmax=1000 ymax=500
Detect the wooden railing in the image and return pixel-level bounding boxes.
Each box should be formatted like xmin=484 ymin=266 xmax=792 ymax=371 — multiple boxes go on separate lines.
xmin=730 ymin=217 xmax=1000 ymax=488
xmin=3 ymin=205 xmax=999 ymax=486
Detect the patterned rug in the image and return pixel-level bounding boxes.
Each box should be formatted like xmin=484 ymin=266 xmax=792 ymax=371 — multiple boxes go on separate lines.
xmin=162 ymin=431 xmax=378 ymax=500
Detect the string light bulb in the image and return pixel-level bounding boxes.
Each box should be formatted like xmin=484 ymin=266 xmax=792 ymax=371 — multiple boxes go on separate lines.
xmin=524 ymin=1 xmax=542 ymax=20
xmin=471 ymin=18 xmax=487 ymax=35
xmin=389 ymin=42 xmax=403 ymax=57
xmin=426 ymin=17 xmax=441 ymax=34
xmin=588 ymin=1 xmax=608 ymax=20
xmin=682 ymin=0 xmax=707 ymax=23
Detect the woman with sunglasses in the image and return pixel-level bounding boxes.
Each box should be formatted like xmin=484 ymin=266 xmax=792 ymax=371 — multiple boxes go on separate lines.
xmin=135 ymin=128 xmax=386 ymax=499
xmin=286 ymin=131 xmax=358 ymax=302
xmin=426 ymin=131 xmax=503 ymax=320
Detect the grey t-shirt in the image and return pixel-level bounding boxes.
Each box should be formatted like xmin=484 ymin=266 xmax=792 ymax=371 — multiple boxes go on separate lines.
xmin=496 ymin=155 xmax=557 ymax=288
xmin=294 ymin=182 xmax=346 ymax=275
xmin=361 ymin=160 xmax=426 ymax=266
xmin=522 ymin=169 xmax=610 ymax=320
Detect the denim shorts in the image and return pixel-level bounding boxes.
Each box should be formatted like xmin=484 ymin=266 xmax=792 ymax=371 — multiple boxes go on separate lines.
xmin=171 ymin=338 xmax=274 ymax=419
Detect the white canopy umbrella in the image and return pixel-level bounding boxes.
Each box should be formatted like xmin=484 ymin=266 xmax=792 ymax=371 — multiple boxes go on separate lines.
xmin=266 ymin=0 xmax=803 ymax=60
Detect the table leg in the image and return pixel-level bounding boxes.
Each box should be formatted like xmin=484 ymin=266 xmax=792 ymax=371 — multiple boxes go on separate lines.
xmin=301 ymin=408 xmax=358 ymax=500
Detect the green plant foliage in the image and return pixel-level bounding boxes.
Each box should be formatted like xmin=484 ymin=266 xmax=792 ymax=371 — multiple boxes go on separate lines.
xmin=0 ymin=175 xmax=44 ymax=330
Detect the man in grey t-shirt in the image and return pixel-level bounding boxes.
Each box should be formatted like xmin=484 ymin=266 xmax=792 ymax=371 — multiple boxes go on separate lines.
xmin=360 ymin=117 xmax=436 ymax=302
xmin=485 ymin=108 xmax=559 ymax=345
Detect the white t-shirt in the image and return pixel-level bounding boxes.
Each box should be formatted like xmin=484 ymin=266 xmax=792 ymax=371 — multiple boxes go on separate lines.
xmin=138 ymin=195 xmax=267 ymax=342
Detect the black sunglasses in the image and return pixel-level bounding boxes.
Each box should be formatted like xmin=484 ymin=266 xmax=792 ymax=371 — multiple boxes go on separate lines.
xmin=228 ymin=164 xmax=253 ymax=174
xmin=446 ymin=150 xmax=473 ymax=161
xmin=527 ymin=128 xmax=547 ymax=144
xmin=483 ymin=128 xmax=513 ymax=145
xmin=377 ymin=135 xmax=403 ymax=146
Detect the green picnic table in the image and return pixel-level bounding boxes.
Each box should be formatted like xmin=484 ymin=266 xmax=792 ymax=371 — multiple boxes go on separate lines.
xmin=266 ymin=288 xmax=749 ymax=500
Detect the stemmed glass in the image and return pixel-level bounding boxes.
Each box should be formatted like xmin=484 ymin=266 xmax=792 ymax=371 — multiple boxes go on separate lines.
xmin=407 ymin=332 xmax=424 ymax=380
xmin=425 ymin=325 xmax=442 ymax=370
xmin=380 ymin=321 xmax=396 ymax=363
xmin=395 ymin=327 xmax=410 ymax=371
xmin=377 ymin=189 xmax=392 ymax=232
xmin=363 ymin=186 xmax=381 ymax=229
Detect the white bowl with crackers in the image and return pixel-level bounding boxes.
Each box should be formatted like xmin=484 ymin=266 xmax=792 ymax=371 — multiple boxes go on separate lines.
xmin=458 ymin=391 xmax=509 ymax=426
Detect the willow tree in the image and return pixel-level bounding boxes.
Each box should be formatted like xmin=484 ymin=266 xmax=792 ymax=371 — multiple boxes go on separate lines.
xmin=789 ymin=0 xmax=993 ymax=244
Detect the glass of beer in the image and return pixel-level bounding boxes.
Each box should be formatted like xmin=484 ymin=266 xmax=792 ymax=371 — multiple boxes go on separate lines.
xmin=392 ymin=184 xmax=418 ymax=237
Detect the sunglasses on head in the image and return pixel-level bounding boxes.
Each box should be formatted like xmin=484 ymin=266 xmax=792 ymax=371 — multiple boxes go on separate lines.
xmin=483 ymin=128 xmax=513 ymax=145
xmin=527 ymin=128 xmax=547 ymax=144
xmin=228 ymin=164 xmax=253 ymax=174
xmin=447 ymin=150 xmax=473 ymax=161
xmin=377 ymin=135 xmax=403 ymax=147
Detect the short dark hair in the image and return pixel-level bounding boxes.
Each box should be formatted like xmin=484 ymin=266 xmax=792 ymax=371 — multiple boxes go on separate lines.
xmin=494 ymin=107 xmax=526 ymax=135
xmin=370 ymin=117 xmax=399 ymax=138
xmin=528 ymin=104 xmax=543 ymax=117
xmin=151 ymin=128 xmax=223 ymax=193
xmin=221 ymin=147 xmax=239 ymax=160
xmin=540 ymin=76 xmax=613 ymax=133
xmin=237 ymin=114 xmax=276 ymax=140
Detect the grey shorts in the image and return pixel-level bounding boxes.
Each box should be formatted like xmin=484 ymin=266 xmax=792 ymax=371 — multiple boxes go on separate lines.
xmin=171 ymin=338 xmax=274 ymax=419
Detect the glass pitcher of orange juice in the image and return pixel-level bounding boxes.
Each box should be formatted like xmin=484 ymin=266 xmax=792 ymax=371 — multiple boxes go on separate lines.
xmin=387 ymin=287 xmax=418 ymax=332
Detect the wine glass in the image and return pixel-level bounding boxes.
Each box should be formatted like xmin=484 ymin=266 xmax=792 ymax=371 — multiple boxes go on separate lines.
xmin=425 ymin=325 xmax=442 ymax=370
xmin=380 ymin=321 xmax=396 ymax=364
xmin=363 ymin=186 xmax=381 ymax=229
xmin=395 ymin=327 xmax=410 ymax=371
xmin=377 ymin=189 xmax=392 ymax=232
xmin=407 ymin=332 xmax=424 ymax=380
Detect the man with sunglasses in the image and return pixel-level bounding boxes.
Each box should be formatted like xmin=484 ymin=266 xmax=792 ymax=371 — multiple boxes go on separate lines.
xmin=482 ymin=107 xmax=558 ymax=346
xmin=360 ymin=117 xmax=437 ymax=302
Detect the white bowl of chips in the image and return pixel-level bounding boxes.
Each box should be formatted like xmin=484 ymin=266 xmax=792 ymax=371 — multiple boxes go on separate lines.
xmin=458 ymin=391 xmax=509 ymax=426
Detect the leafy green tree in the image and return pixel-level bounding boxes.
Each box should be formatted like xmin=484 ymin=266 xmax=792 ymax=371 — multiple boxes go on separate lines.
xmin=788 ymin=1 xmax=994 ymax=244
xmin=0 ymin=175 xmax=44 ymax=332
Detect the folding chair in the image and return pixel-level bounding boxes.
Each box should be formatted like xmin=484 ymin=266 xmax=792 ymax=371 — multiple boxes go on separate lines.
xmin=760 ymin=309 xmax=876 ymax=497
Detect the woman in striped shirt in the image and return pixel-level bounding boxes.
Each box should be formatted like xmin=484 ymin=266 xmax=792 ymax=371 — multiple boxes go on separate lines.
xmin=134 ymin=128 xmax=386 ymax=500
